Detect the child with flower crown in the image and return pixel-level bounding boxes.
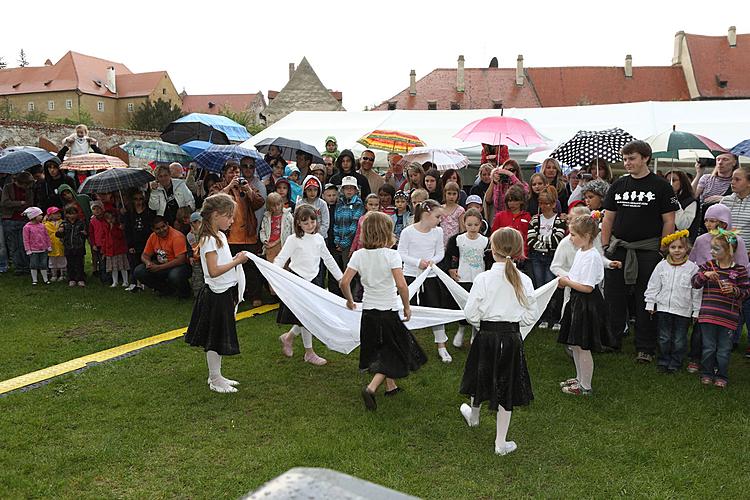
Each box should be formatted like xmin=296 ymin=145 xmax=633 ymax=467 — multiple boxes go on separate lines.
xmin=644 ymin=230 xmax=701 ymax=373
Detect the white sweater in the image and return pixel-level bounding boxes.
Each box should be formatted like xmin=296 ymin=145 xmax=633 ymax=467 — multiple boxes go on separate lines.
xmin=274 ymin=232 xmax=342 ymax=282
xmin=550 ymin=234 xmax=611 ymax=277
xmin=397 ymin=224 xmax=444 ymax=277
xmin=644 ymin=259 xmax=701 ymax=318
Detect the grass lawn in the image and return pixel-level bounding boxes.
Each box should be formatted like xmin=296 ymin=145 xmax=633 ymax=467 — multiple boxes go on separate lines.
xmin=2 ymin=270 xmax=750 ymax=499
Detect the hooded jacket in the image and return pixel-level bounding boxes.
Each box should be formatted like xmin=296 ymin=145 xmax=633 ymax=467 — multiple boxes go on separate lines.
xmin=689 ymin=203 xmax=750 ymax=267
xmin=333 ymin=187 xmax=364 ymax=249
xmin=321 ymin=135 xmax=340 ymax=160
xmin=328 ymin=149 xmax=371 ymax=198
xmin=57 ymin=184 xmax=92 ymax=221
xmin=297 ymin=175 xmax=330 ymax=236
xmin=284 ymin=165 xmax=303 ymax=204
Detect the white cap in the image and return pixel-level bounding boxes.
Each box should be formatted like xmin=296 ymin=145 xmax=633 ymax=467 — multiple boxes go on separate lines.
xmin=341 ymin=176 xmax=359 ymax=189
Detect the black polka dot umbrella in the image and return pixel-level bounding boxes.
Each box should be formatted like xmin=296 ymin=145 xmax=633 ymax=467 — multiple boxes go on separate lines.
xmin=550 ymin=128 xmax=635 ymax=167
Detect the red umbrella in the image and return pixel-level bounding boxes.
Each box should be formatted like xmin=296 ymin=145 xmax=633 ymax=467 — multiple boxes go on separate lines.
xmin=454 ymin=116 xmax=545 ymax=147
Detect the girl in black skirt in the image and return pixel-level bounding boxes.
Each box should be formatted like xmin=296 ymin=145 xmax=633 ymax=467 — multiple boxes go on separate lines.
xmin=341 ymin=212 xmax=426 ymax=411
xmin=556 ymin=215 xmax=616 ymax=396
xmin=459 ymin=227 xmax=537 ymax=456
xmin=185 ymin=194 xmax=250 ymax=394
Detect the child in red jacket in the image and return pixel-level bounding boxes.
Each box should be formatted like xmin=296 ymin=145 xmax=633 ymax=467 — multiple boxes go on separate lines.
xmin=89 ymin=201 xmax=108 ymax=280
xmin=103 ymin=210 xmax=129 ymax=287
xmin=491 ymin=185 xmax=531 ymax=273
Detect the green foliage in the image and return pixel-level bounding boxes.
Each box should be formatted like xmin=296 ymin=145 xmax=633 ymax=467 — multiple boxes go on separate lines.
xmin=17 ymin=49 xmax=28 ymax=67
xmin=23 ymin=110 xmax=48 ymax=122
xmin=247 ymin=123 xmax=266 ymax=136
xmin=54 ymin=109 xmax=95 ymax=127
xmin=0 ymin=100 xmax=20 ymax=120
xmin=128 ymin=98 xmax=184 ymax=132
xmin=218 ymin=105 xmax=264 ymax=136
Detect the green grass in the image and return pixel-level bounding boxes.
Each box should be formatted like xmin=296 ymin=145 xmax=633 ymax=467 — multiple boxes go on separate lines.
xmin=2 ymin=271 xmax=750 ymax=499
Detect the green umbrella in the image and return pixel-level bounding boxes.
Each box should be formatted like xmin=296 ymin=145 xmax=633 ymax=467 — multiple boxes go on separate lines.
xmin=122 ymin=140 xmax=192 ymax=164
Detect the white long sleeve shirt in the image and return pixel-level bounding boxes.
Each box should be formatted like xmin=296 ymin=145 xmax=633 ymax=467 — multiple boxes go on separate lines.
xmin=464 ymin=262 xmax=538 ymax=328
xmin=397 ymin=224 xmax=444 ymax=277
xmin=550 ymin=234 xmax=611 ymax=277
xmin=644 ymin=259 xmax=701 ymax=318
xmin=274 ymin=232 xmax=342 ymax=282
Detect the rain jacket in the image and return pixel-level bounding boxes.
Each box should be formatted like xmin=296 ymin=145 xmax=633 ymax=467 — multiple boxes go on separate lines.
xmin=333 ymin=191 xmax=364 ymax=249
xmin=297 ymin=175 xmax=330 ymax=236
xmin=23 ymin=221 xmax=52 ymax=254
xmin=56 ymin=219 xmax=87 ymax=253
xmin=44 ymin=220 xmax=65 ymax=257
xmin=57 ymin=184 xmax=91 ymax=221
xmin=284 ymin=165 xmax=303 ymax=203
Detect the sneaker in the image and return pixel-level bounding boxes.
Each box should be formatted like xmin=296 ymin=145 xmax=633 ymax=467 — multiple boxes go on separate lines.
xmin=459 ymin=403 xmax=479 ymax=427
xmin=44 ymin=280 xmax=50 ymax=285
xmin=551 ymin=323 xmax=562 ymax=331
xmin=303 ymin=352 xmax=327 ymax=366
xmin=69 ymin=280 xmax=76 ymax=287
xmin=495 ymin=441 xmax=517 ymax=456
xmin=110 ymin=282 xmax=118 ymax=288
xmin=559 ymin=378 xmax=579 ymax=388
xmin=538 ymin=321 xmax=549 ymax=330
xmin=561 ymin=383 xmax=592 ymax=396
xmin=635 ymin=352 xmax=653 ymax=364
xmin=32 ymin=281 xmax=38 ymax=286
xmin=438 ymin=348 xmax=452 ymax=363
xmin=77 ymin=281 xmax=86 ymax=287
xmin=125 ymin=284 xmax=137 ymax=292
xmin=686 ymin=362 xmax=699 ymax=373
xmin=700 ymin=376 xmax=713 ymax=385
xmin=714 ymin=378 xmax=727 ymax=388
xmin=122 ymin=282 xmax=129 ymax=288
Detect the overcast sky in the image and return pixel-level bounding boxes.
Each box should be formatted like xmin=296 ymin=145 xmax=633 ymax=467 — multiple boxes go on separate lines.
xmin=2 ymin=1 xmax=747 ymax=111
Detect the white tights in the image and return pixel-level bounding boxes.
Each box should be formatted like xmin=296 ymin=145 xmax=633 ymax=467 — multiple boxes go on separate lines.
xmin=433 ymin=324 xmax=447 ymax=344
xmin=571 ymin=346 xmax=594 ymax=390
xmin=206 ymin=350 xmax=223 ymax=382
xmin=30 ymin=269 xmax=48 ymax=283
xmin=470 ymin=398 xmax=512 ymax=447
xmin=111 ymin=270 xmax=129 ymax=285
xmin=291 ymin=325 xmax=313 ymax=349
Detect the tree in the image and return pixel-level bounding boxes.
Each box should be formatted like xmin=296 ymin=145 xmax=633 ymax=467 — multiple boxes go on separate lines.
xmin=17 ymin=49 xmax=28 ymax=67
xmin=23 ymin=110 xmax=48 ymax=122
xmin=55 ymin=109 xmax=95 ymax=127
xmin=129 ymin=98 xmax=183 ymax=132
xmin=0 ymin=56 xmax=6 ymax=69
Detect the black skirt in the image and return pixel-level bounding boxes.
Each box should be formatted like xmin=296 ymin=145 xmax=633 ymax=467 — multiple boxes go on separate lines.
xmin=185 ymin=285 xmax=240 ymax=356
xmin=276 ymin=269 xmax=321 ymax=326
xmin=359 ymin=309 xmax=428 ymax=379
xmin=405 ymin=276 xmax=442 ymax=308
xmin=557 ymin=286 xmax=616 ymax=352
xmin=459 ymin=321 xmax=533 ymax=411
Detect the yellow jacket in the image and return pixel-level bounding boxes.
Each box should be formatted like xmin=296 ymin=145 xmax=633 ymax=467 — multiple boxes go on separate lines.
xmin=44 ymin=220 xmax=65 ymax=257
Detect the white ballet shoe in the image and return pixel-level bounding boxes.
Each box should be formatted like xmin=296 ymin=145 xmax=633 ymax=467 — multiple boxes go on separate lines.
xmin=452 ymin=330 xmax=464 ymax=348
xmin=208 ymin=379 xmax=238 ymax=393
xmin=495 ymin=441 xmax=517 ymax=456
xmin=460 ymin=403 xmax=479 ymax=427
xmin=438 ymin=348 xmax=452 ymax=363
xmin=207 ymin=377 xmax=239 ymax=387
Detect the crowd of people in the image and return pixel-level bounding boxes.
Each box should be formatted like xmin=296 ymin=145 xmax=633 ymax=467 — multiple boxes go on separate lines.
xmin=2 ymin=130 xmax=748 ymax=455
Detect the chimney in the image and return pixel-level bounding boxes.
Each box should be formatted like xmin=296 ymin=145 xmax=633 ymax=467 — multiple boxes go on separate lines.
xmin=288 ymin=63 xmax=295 ymax=81
xmin=729 ymin=26 xmax=737 ymax=47
xmin=457 ymin=55 xmax=465 ymax=92
xmin=672 ymin=30 xmax=685 ymax=65
xmin=409 ymin=69 xmax=416 ymax=96
xmin=105 ymin=66 xmax=116 ymax=94
xmin=624 ymin=54 xmax=633 ymax=78
xmin=515 ymin=55 xmax=524 ymax=86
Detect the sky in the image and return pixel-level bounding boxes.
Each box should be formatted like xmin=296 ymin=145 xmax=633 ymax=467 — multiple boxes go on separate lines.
xmin=2 ymin=1 xmax=748 ymax=111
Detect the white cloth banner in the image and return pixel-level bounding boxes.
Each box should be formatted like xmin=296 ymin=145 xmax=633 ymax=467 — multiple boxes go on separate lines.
xmin=247 ymin=253 xmax=465 ymax=354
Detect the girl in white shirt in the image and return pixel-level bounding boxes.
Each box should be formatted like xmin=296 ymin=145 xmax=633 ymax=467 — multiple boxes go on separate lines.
xmin=276 ymin=205 xmax=343 ymax=366
xmin=341 ymin=212 xmax=427 ymax=411
xmin=185 ymin=194 xmax=250 ymax=394
xmin=459 ymin=227 xmax=537 ymax=456
xmin=397 ymin=199 xmax=452 ymax=363
xmin=556 ymin=215 xmax=617 ymax=396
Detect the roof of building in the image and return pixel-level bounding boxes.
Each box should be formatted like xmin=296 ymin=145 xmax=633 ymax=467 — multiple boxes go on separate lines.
xmin=685 ymin=33 xmax=750 ymax=99
xmin=0 ymin=51 xmax=165 ymax=98
xmin=527 ymin=66 xmax=690 ymax=106
xmin=182 ymin=93 xmax=265 ymax=114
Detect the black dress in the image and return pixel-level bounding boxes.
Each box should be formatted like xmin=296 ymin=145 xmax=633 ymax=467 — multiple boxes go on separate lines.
xmin=185 ymin=285 xmax=240 ymax=355
xmin=359 ymin=309 xmax=427 ymax=378
xmin=460 ymin=321 xmax=533 ymax=411
xmin=556 ymin=286 xmax=616 ymax=352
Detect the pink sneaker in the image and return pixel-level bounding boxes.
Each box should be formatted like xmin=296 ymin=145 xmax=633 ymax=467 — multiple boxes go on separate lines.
xmin=279 ymin=333 xmax=294 ymax=358
xmin=303 ymin=352 xmax=327 ymax=366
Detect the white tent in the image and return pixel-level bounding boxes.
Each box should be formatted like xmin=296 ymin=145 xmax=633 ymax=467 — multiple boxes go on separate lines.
xmin=242 ymin=100 xmax=750 ymax=168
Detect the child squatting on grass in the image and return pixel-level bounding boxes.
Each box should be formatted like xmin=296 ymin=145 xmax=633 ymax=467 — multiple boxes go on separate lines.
xmin=340 ymin=212 xmax=427 ymax=411
xmin=184 ymin=194 xmax=250 ymax=394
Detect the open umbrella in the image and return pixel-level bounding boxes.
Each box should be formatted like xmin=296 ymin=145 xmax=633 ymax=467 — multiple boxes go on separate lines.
xmin=161 ymin=113 xmax=251 ymax=145
xmin=647 ymin=128 xmax=727 ymax=160
xmin=122 ymin=140 xmax=192 ymax=164
xmin=60 ymin=153 xmax=128 ymax=171
xmin=730 ymin=139 xmax=750 ymax=158
xmin=254 ymin=137 xmax=324 ymax=164
xmin=0 ymin=146 xmax=60 ymax=174
xmin=180 ymin=140 xmax=214 ymax=159
xmin=194 ymin=145 xmax=271 ymax=178
xmin=551 ymin=128 xmax=635 ymax=167
xmin=454 ymin=116 xmax=545 ymax=147
xmin=357 ymin=130 xmax=425 ymax=153
xmin=78 ymin=168 xmax=154 ymax=195
xmin=396 ymin=147 xmax=470 ymax=171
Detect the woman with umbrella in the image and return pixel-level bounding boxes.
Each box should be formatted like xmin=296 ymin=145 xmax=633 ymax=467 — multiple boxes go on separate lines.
xmin=148 ymin=165 xmax=195 ymax=227
xmin=482 ymin=160 xmax=528 ymax=223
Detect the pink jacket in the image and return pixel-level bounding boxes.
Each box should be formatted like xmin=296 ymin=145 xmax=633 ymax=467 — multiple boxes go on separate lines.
xmin=23 ymin=222 xmax=52 ymax=254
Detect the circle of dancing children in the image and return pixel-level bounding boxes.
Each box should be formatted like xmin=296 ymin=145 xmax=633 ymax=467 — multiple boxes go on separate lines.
xmin=556 ymin=215 xmax=617 ymax=396
xmin=644 ymin=230 xmax=701 ymax=373
xmin=340 ymin=212 xmax=427 ymax=411
xmin=690 ymin=228 xmax=749 ymax=388
xmin=276 ymin=205 xmax=343 ymax=366
xmin=397 ymin=199 xmax=452 ymax=363
xmin=458 ymin=227 xmax=537 ymax=456
xmin=185 ymin=194 xmax=250 ymax=394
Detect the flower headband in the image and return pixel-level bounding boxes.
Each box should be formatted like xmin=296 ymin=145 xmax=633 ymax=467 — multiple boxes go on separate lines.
xmin=591 ymin=210 xmax=602 ymax=221
xmin=710 ymin=227 xmax=739 ymax=250
xmin=661 ymin=229 xmax=690 ymax=248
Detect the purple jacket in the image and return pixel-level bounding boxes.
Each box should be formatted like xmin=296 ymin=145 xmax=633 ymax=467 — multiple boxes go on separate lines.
xmin=689 ymin=232 xmax=749 ymax=268
xmin=23 ymin=222 xmax=52 ymax=254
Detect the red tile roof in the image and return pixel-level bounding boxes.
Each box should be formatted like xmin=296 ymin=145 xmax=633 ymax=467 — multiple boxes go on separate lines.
xmin=685 ymin=33 xmax=750 ymax=98
xmin=116 ymin=72 xmax=165 ymax=98
xmin=527 ymin=66 xmax=690 ymax=107
xmin=182 ymin=93 xmax=265 ymax=114
xmin=374 ymin=68 xmax=541 ymax=110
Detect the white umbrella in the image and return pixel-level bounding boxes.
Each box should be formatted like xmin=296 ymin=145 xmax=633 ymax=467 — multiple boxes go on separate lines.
xmin=395 ymin=147 xmax=470 ymax=171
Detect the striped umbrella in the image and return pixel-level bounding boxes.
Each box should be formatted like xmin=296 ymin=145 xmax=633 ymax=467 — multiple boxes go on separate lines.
xmin=194 ymin=145 xmax=271 ymax=178
xmin=551 ymin=128 xmax=635 ymax=167
xmin=122 ymin=140 xmax=192 ymax=164
xmin=357 ymin=130 xmax=425 ymax=153
xmin=395 ymin=147 xmax=470 ymax=171
xmin=78 ymin=168 xmax=154 ymax=194
xmin=647 ymin=129 xmax=727 ymax=160
xmin=60 ymin=153 xmax=128 ymax=171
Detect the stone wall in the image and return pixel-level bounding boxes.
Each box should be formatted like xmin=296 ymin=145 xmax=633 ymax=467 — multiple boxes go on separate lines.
xmin=0 ymin=119 xmax=160 ymax=153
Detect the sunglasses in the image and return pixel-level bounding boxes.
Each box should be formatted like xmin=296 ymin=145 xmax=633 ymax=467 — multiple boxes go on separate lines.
xmin=361 ymin=157 xmax=375 ymax=162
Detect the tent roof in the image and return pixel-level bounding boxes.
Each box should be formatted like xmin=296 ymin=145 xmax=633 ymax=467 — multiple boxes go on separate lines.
xmin=174 ymin=113 xmax=251 ymax=142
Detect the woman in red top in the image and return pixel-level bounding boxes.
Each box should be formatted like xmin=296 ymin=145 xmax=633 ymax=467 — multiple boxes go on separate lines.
xmin=492 ymin=185 xmax=531 ymax=270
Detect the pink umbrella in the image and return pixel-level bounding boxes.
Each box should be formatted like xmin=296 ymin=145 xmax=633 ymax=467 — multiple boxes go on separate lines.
xmin=454 ymin=116 xmax=545 ymax=146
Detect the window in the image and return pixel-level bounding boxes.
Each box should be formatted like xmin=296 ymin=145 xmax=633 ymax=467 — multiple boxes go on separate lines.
xmin=27 ymin=102 xmax=35 ymax=112
xmin=48 ymin=100 xmax=55 ymax=111
xmin=127 ymin=102 xmax=134 ymax=112
xmin=162 ymin=88 xmax=166 ymax=95
xmin=387 ymin=101 xmax=397 ymax=111
xmin=427 ymin=101 xmax=437 ymax=110
xmin=492 ymin=100 xmax=503 ymax=110
xmin=65 ymin=99 xmax=73 ymax=109
xmin=97 ymin=101 xmax=104 ymax=112
xmin=450 ymin=101 xmax=460 ymax=110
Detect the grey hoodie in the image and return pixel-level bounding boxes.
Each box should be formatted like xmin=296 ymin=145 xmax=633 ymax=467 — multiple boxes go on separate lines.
xmin=297 ymin=175 xmax=330 ymax=236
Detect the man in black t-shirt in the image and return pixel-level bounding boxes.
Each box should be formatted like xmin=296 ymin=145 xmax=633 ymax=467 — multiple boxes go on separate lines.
xmin=601 ymin=140 xmax=679 ymax=362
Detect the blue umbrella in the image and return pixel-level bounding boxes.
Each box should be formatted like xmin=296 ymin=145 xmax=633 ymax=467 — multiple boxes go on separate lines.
xmin=181 ymin=140 xmax=214 ymax=159
xmin=194 ymin=145 xmax=271 ymax=178
xmin=161 ymin=113 xmax=251 ymax=145
xmin=0 ymin=146 xmax=60 ymax=174
xmin=731 ymin=140 xmax=750 ymax=158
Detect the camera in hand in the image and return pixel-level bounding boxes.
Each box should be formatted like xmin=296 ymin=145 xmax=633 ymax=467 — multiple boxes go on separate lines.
xmin=237 ymin=176 xmax=248 ymax=186
xmin=697 ymin=157 xmax=716 ymax=168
